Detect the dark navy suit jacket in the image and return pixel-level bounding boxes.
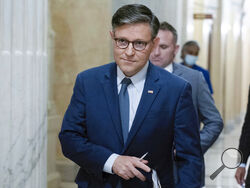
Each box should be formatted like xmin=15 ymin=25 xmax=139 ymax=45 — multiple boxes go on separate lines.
xmin=59 ymin=62 xmax=202 ymax=188
xmin=239 ymin=86 xmax=250 ymax=183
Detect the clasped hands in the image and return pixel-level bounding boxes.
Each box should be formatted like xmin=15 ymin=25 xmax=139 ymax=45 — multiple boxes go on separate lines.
xmin=112 ymin=155 xmax=151 ymax=181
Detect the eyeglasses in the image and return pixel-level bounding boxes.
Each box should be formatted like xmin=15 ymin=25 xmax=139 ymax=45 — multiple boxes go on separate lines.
xmin=114 ymin=38 xmax=151 ymax=51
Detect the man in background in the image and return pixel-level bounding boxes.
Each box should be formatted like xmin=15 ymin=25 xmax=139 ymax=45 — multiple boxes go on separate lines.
xmin=59 ymin=5 xmax=202 ymax=188
xmin=235 ymin=85 xmax=250 ymax=187
xmin=150 ymin=21 xmax=223 ymax=187
xmin=180 ymin=40 xmax=214 ymax=94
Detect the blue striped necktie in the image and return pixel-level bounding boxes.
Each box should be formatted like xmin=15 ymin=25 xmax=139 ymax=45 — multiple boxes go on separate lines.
xmin=119 ymin=77 xmax=132 ymax=143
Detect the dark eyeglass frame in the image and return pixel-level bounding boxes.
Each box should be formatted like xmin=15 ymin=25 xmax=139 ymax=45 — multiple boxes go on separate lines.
xmin=114 ymin=38 xmax=152 ymax=51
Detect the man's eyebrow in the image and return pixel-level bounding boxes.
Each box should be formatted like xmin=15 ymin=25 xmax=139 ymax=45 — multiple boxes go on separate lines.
xmin=113 ymin=36 xmax=128 ymax=40
xmin=114 ymin=37 xmax=149 ymax=42
xmin=114 ymin=34 xmax=149 ymax=41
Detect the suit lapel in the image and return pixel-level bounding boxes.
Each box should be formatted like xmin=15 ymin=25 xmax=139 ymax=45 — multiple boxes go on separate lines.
xmin=102 ymin=64 xmax=124 ymax=145
xmin=123 ymin=63 xmax=160 ymax=151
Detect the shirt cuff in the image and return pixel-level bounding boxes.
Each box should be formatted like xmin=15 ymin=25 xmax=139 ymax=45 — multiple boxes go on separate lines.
xmin=103 ymin=153 xmax=120 ymax=174
xmin=239 ymin=163 xmax=246 ymax=168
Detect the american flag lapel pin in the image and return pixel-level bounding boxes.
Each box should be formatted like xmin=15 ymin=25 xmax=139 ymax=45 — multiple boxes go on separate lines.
xmin=148 ymin=90 xmax=154 ymax=94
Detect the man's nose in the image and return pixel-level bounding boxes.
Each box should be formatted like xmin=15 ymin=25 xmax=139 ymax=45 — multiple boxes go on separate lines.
xmin=153 ymin=47 xmax=160 ymax=56
xmin=125 ymin=43 xmax=135 ymax=56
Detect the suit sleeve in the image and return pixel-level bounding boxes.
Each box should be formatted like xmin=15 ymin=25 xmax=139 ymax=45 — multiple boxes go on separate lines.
xmin=198 ymin=73 xmax=223 ymax=154
xmin=239 ymin=86 xmax=250 ymax=163
xmin=58 ymin=74 xmax=113 ymax=180
xmin=174 ymin=82 xmax=203 ymax=188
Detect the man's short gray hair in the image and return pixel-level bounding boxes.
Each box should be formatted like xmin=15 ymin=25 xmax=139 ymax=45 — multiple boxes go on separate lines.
xmin=159 ymin=22 xmax=178 ymax=43
xmin=112 ymin=4 xmax=160 ymax=39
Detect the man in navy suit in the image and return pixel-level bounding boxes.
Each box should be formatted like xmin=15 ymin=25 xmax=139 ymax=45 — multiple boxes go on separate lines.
xmin=59 ymin=4 xmax=202 ymax=188
xmin=149 ymin=21 xmax=223 ymax=187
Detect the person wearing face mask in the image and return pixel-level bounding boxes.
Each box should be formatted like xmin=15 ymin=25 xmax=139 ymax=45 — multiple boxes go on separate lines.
xmin=181 ymin=41 xmax=214 ymax=94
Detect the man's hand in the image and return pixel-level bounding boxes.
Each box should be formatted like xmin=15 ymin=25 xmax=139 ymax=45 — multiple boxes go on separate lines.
xmin=235 ymin=167 xmax=246 ymax=185
xmin=112 ymin=155 xmax=151 ymax=181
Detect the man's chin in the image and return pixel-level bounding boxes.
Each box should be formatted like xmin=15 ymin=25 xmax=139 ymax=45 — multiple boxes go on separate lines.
xmin=151 ymin=61 xmax=162 ymax=67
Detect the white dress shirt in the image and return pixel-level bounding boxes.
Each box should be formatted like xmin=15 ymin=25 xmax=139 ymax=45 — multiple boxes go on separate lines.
xmin=164 ymin=63 xmax=173 ymax=73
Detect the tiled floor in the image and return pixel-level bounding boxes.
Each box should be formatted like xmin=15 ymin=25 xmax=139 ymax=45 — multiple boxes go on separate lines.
xmin=204 ymin=116 xmax=249 ymax=188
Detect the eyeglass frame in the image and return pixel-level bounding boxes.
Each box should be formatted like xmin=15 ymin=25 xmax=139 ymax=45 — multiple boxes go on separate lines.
xmin=113 ymin=37 xmax=153 ymax=51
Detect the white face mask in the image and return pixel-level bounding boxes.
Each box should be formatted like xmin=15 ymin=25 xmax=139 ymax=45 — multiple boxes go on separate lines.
xmin=184 ymin=54 xmax=198 ymax=66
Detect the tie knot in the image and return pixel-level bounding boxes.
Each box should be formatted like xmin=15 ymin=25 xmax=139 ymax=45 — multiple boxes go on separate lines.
xmin=121 ymin=77 xmax=132 ymax=86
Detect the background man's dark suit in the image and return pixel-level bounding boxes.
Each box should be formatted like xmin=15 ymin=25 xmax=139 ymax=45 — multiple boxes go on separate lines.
xmin=237 ymin=85 xmax=250 ymax=187
xmin=59 ymin=62 xmax=202 ymax=188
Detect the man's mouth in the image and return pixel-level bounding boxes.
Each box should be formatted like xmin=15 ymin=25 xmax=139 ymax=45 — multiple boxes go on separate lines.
xmin=122 ymin=58 xmax=136 ymax=63
xmin=151 ymin=58 xmax=161 ymax=61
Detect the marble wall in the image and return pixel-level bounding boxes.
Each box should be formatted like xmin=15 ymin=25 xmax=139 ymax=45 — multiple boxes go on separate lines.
xmin=216 ymin=0 xmax=249 ymax=121
xmin=48 ymin=0 xmax=112 ymax=187
xmin=189 ymin=0 xmax=250 ymax=123
xmin=241 ymin=0 xmax=250 ymax=108
xmin=50 ymin=0 xmax=112 ymax=117
xmin=0 ymin=0 xmax=48 ymax=188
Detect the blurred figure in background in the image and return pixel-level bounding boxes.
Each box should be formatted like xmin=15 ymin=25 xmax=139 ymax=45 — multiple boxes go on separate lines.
xmin=150 ymin=21 xmax=223 ymax=187
xmin=180 ymin=41 xmax=214 ymax=94
xmin=235 ymin=85 xmax=250 ymax=188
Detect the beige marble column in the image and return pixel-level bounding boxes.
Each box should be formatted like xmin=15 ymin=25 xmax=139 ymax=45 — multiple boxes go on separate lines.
xmin=49 ymin=0 xmax=112 ymax=187
xmin=0 ymin=0 xmax=48 ymax=188
xmin=240 ymin=0 xmax=250 ymax=112
xmin=47 ymin=25 xmax=61 ymax=187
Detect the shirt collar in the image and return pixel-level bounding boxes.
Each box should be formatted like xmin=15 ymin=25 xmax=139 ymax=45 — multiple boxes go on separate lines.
xmin=164 ymin=63 xmax=173 ymax=73
xmin=117 ymin=61 xmax=149 ymax=91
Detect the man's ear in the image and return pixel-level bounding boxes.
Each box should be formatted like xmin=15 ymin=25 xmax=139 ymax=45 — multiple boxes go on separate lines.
xmin=109 ymin=30 xmax=114 ymax=39
xmin=152 ymin=37 xmax=160 ymax=49
xmin=174 ymin=44 xmax=180 ymax=56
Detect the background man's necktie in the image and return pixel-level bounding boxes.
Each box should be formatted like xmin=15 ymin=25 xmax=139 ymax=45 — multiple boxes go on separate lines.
xmin=119 ymin=77 xmax=132 ymax=143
